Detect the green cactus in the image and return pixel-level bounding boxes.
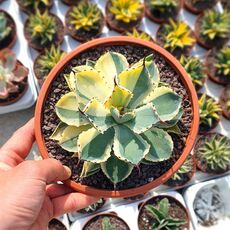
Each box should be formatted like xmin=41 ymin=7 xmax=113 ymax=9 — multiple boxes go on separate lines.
xmin=0 ymin=12 xmax=11 ymax=42
xmin=27 ymin=10 xmax=56 ymax=45
xmin=214 ymin=46 xmax=230 ymax=76
xmin=198 ymin=94 xmax=221 ymax=128
xmin=149 ymin=0 xmax=178 ymax=13
xmin=125 ymin=28 xmax=152 ymax=41
xmin=200 ymin=10 xmax=230 ymax=40
xmin=180 ymin=55 xmax=206 ymax=89
xmin=37 ymin=45 xmax=66 ymax=78
xmin=50 ymin=52 xmax=183 ymax=185
xmin=101 ymin=217 xmax=116 ymax=230
xmin=0 ymin=49 xmax=28 ymax=100
xmin=197 ymin=134 xmax=230 ymax=171
xmin=69 ymin=1 xmax=101 ymax=31
xmin=145 ymin=198 xmax=186 ymax=229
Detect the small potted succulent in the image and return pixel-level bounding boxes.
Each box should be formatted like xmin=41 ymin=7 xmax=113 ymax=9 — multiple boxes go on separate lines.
xmin=180 ymin=55 xmax=207 ymax=91
xmin=16 ymin=0 xmax=53 ymax=14
xmin=35 ymin=37 xmax=199 ymax=198
xmin=0 ymin=10 xmax=16 ymax=50
xmin=24 ymin=10 xmax=64 ymax=51
xmin=144 ymin=0 xmax=183 ymax=23
xmin=220 ymin=85 xmax=230 ymax=120
xmin=61 ymin=0 xmax=80 ymax=6
xmin=194 ymin=133 xmax=230 ymax=174
xmin=156 ymin=19 xmax=196 ymax=58
xmin=82 ymin=213 xmax=130 ymax=230
xmin=195 ymin=9 xmax=230 ymax=49
xmin=184 ymin=0 xmax=218 ymax=14
xmin=65 ymin=1 xmax=105 ymax=43
xmin=0 ymin=49 xmax=28 ymax=106
xmin=124 ymin=28 xmax=153 ymax=42
xmin=106 ymin=0 xmax=144 ymax=33
xmin=206 ymin=46 xmax=230 ymax=85
xmin=138 ymin=195 xmax=190 ymax=229
xmin=198 ymin=93 xmax=222 ymax=134
xmin=165 ymin=154 xmax=196 ymax=188
xmin=33 ymin=45 xmax=66 ymax=88
xmin=77 ymin=198 xmax=106 ymax=214
xmin=48 ymin=218 xmax=67 ymax=230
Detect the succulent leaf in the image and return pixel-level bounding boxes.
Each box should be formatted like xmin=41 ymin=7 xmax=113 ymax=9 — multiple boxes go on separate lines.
xmin=0 ymin=12 xmax=12 ymax=41
xmin=80 ymin=161 xmax=101 ymax=178
xmin=110 ymin=107 xmax=135 ymax=124
xmin=55 ymin=92 xmax=89 ymax=127
xmin=101 ymin=217 xmax=116 ymax=230
xmin=125 ymin=28 xmax=152 ymax=41
xmin=95 ymin=52 xmax=129 ymax=88
xmin=101 ymin=154 xmax=134 ymax=184
xmin=149 ymin=0 xmax=178 ymax=13
xmin=50 ymin=122 xmax=68 ymax=141
xmin=113 ymin=125 xmax=150 ymax=164
xmin=78 ymin=127 xmax=114 ymax=163
xmin=124 ymin=103 xmax=159 ymax=134
xmin=86 ymin=59 xmax=96 ymax=68
xmin=142 ymin=128 xmax=173 ymax=162
xmin=83 ymin=98 xmax=115 ymax=133
xmin=159 ymin=198 xmax=169 ymax=217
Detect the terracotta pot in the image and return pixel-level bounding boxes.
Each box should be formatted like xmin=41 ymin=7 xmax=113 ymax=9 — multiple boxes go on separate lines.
xmin=0 ymin=9 xmax=17 ymax=50
xmin=24 ymin=13 xmax=64 ymax=51
xmin=0 ymin=61 xmax=28 ymax=106
xmin=144 ymin=0 xmax=183 ymax=24
xmin=16 ymin=0 xmax=53 ymax=14
xmin=82 ymin=212 xmax=130 ymax=230
xmin=184 ymin=0 xmax=219 ymax=15
xmin=35 ymin=37 xmax=199 ymax=198
xmin=65 ymin=6 xmax=105 ymax=42
xmin=138 ymin=195 xmax=190 ymax=229
xmin=105 ymin=0 xmax=145 ymax=33
xmin=219 ymin=85 xmax=230 ymax=120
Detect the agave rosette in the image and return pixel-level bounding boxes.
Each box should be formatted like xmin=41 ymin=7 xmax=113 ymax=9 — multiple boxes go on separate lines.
xmin=50 ymin=52 xmax=183 ymax=185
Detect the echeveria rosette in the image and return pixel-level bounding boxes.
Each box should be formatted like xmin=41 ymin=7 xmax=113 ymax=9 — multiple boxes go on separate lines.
xmin=50 ymin=52 xmax=183 ymax=185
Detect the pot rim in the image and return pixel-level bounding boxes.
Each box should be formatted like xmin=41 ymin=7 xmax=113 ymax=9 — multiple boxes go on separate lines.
xmin=35 ymin=36 xmax=199 ymax=198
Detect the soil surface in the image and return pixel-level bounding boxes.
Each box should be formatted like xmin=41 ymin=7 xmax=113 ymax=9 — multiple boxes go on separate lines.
xmin=138 ymin=196 xmax=188 ymax=230
xmin=0 ymin=10 xmax=16 ymax=50
xmin=83 ymin=215 xmax=129 ymax=230
xmin=65 ymin=7 xmax=104 ymax=42
xmin=194 ymin=133 xmax=230 ymax=174
xmin=48 ymin=219 xmax=67 ymax=230
xmin=41 ymin=44 xmax=193 ymax=191
xmin=220 ymin=85 xmax=230 ymax=120
xmin=24 ymin=13 xmax=64 ymax=51
xmin=185 ymin=0 xmax=218 ymax=13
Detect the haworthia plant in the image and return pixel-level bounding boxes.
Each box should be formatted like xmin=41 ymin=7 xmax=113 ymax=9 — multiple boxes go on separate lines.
xmin=50 ymin=51 xmax=183 ymax=185
xmin=101 ymin=217 xmax=116 ymax=230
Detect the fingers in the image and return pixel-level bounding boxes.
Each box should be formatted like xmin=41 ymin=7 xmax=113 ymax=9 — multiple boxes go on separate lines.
xmin=0 ymin=118 xmax=35 ymax=169
xmin=52 ymin=193 xmax=99 ymax=217
xmin=46 ymin=184 xmax=74 ymax=199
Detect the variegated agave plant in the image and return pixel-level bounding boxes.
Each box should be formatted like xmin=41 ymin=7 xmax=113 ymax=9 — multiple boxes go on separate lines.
xmin=50 ymin=52 xmax=183 ymax=185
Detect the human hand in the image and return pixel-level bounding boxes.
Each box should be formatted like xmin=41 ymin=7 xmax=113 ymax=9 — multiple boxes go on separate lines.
xmin=0 ymin=118 xmax=98 ymax=230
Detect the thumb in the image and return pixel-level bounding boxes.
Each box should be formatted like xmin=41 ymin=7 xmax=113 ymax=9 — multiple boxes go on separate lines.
xmin=18 ymin=159 xmax=71 ymax=184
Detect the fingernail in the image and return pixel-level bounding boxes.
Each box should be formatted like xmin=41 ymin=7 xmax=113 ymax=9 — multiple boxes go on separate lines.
xmin=64 ymin=166 xmax=72 ymax=177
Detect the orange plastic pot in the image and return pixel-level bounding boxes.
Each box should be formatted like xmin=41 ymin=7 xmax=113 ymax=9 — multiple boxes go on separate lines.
xmin=35 ymin=37 xmax=199 ymax=198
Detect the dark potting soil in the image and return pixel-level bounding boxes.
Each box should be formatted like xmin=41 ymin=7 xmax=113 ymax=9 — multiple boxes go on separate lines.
xmin=24 ymin=14 xmax=64 ymax=51
xmin=48 ymin=219 xmax=67 ymax=230
xmin=156 ymin=25 xmax=195 ymax=58
xmin=194 ymin=133 xmax=230 ymax=174
xmin=65 ymin=8 xmax=104 ymax=42
xmin=138 ymin=196 xmax=188 ymax=230
xmin=206 ymin=48 xmax=230 ymax=85
xmin=41 ymin=45 xmax=193 ymax=191
xmin=185 ymin=0 xmax=218 ymax=12
xmin=0 ymin=10 xmax=16 ymax=49
xmin=83 ymin=215 xmax=129 ymax=230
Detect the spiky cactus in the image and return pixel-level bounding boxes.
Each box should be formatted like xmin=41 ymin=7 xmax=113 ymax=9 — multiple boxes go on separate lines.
xmin=200 ymin=10 xmax=230 ymax=40
xmin=69 ymin=1 xmax=101 ymax=31
xmin=214 ymin=46 xmax=230 ymax=76
xmin=50 ymin=52 xmax=183 ymax=185
xmin=196 ymin=134 xmax=230 ymax=171
xmin=0 ymin=12 xmax=11 ymax=42
xmin=109 ymin=0 xmax=144 ymax=23
xmin=145 ymin=198 xmax=186 ymax=229
xmin=180 ymin=55 xmax=206 ymax=90
xmin=0 ymin=49 xmax=28 ymax=99
xmin=36 ymin=45 xmax=66 ymax=78
xmin=27 ymin=10 xmax=56 ymax=45
xmin=102 ymin=217 xmax=116 ymax=230
xmin=149 ymin=0 xmax=178 ymax=13
xmin=161 ymin=19 xmax=195 ymax=52
xmin=125 ymin=28 xmax=152 ymax=41
xmin=198 ymin=94 xmax=221 ymax=128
